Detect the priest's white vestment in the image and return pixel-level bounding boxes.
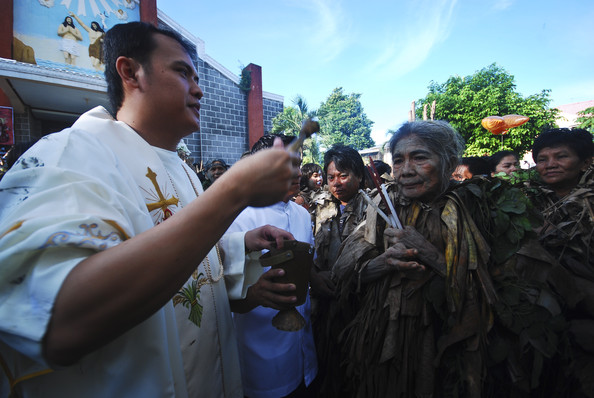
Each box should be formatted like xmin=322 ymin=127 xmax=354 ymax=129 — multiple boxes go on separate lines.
xmin=0 ymin=107 xmax=253 ymax=398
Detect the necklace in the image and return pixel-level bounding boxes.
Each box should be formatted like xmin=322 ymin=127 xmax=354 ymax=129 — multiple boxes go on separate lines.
xmin=166 ymin=164 xmax=224 ymax=284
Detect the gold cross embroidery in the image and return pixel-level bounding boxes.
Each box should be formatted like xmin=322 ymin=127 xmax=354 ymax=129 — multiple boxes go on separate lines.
xmin=145 ymin=167 xmax=179 ymax=216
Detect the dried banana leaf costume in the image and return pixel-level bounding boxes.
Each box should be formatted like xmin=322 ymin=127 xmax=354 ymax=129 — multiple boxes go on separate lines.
xmin=526 ymin=166 xmax=593 ymax=291
xmin=293 ymin=187 xmax=317 ymax=212
xmin=524 ymin=165 xmax=594 ymax=397
xmin=325 ymin=178 xmax=567 ymax=397
xmin=312 ymin=189 xmax=368 ymax=269
xmin=310 ymin=189 xmax=368 ymax=393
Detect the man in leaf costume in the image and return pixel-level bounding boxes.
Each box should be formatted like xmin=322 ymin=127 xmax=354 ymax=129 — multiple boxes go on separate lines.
xmin=309 ymin=145 xmax=368 ymax=394
xmin=321 ymin=121 xmax=567 ymax=397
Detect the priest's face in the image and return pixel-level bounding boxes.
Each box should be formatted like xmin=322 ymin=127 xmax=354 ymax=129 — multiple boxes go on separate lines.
xmin=140 ymin=34 xmax=203 ymax=142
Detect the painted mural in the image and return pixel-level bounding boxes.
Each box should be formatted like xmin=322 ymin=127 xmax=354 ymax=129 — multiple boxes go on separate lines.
xmin=14 ymin=0 xmax=141 ymax=76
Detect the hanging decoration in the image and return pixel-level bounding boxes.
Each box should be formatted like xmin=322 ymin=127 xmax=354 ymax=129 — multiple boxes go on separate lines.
xmin=481 ymin=114 xmax=529 ymax=135
xmin=481 ymin=116 xmax=506 ymax=135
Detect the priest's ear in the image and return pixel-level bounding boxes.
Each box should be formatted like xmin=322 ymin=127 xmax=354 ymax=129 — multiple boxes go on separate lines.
xmin=115 ymin=56 xmax=142 ymax=90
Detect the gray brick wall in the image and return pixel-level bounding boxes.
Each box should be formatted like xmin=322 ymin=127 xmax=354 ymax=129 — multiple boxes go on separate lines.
xmin=14 ymin=109 xmax=42 ymax=143
xmin=263 ymin=98 xmax=283 ymax=135
xmin=185 ymin=58 xmax=249 ymax=168
xmin=14 ymin=112 xmax=31 ymax=141
xmin=184 ymin=59 xmax=285 ymax=169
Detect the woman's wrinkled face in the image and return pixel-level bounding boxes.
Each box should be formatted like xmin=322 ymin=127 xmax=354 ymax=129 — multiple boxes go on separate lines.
xmin=392 ymin=135 xmax=442 ymax=203
xmin=535 ymin=145 xmax=590 ymax=196
xmin=494 ymin=155 xmax=519 ymax=176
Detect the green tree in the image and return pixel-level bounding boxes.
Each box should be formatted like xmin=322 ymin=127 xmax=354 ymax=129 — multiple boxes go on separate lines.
xmin=576 ymin=106 xmax=594 ymax=132
xmin=317 ymin=87 xmax=375 ymax=151
xmin=417 ymin=64 xmax=558 ymax=156
xmin=271 ymin=95 xmax=321 ymax=164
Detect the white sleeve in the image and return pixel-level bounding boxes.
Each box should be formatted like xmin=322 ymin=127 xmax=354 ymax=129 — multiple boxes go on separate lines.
xmin=219 ymin=231 xmax=262 ymax=300
xmin=0 ymin=134 xmax=145 ymax=365
xmin=0 ymin=172 xmax=134 ymax=365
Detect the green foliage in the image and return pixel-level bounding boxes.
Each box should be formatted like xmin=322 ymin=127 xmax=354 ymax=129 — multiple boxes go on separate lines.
xmin=271 ymin=95 xmax=321 ymax=164
xmin=458 ymin=176 xmax=541 ymax=265
xmin=317 ymin=87 xmax=375 ymax=151
xmin=239 ymin=66 xmax=251 ymax=92
xmin=271 ymin=88 xmax=376 ymax=162
xmin=416 ymin=64 xmax=559 ymax=157
xmin=576 ymin=106 xmax=594 ymax=132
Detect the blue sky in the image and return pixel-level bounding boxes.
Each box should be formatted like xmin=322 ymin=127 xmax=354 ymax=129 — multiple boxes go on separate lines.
xmin=158 ymin=0 xmax=594 ymax=145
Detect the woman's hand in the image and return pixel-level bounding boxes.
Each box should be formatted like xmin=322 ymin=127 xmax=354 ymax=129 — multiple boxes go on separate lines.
xmin=383 ymin=243 xmax=426 ymax=278
xmin=385 ymin=226 xmax=446 ymax=277
xmin=360 ymin=242 xmax=425 ymax=283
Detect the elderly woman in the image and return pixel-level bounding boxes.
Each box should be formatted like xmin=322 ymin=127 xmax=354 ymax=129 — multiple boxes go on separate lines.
xmin=527 ymin=128 xmax=594 ymax=396
xmin=322 ymin=121 xmax=564 ymax=397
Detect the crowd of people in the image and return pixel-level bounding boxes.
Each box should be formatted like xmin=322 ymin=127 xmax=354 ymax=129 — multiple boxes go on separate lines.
xmin=306 ymin=123 xmax=593 ymax=397
xmin=451 ymin=150 xmax=520 ymax=181
xmin=0 ymin=21 xmax=592 ymax=398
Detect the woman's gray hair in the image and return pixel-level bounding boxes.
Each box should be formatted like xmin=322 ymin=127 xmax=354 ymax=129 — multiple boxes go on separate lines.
xmin=389 ymin=120 xmax=465 ymax=195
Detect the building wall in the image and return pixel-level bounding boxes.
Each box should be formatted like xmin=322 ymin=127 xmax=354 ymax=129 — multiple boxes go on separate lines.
xmin=12 ymin=108 xmax=46 ymax=144
xmin=185 ymin=62 xmax=284 ymax=167
xmin=156 ymin=14 xmax=284 ymax=168
xmin=188 ymin=58 xmax=249 ymax=167
xmin=555 ymin=100 xmax=594 ymax=128
xmin=263 ymin=97 xmax=283 ymax=134
xmin=179 ymin=57 xmax=284 ymax=169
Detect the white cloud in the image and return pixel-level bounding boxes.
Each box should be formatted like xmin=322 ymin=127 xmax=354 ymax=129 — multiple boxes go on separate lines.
xmin=492 ymin=0 xmax=514 ymax=11
xmin=285 ymin=0 xmax=351 ymax=63
xmin=364 ymin=0 xmax=458 ymax=80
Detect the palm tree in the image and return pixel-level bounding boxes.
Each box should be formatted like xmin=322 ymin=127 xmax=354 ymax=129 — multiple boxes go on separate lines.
xmin=271 ymin=95 xmax=321 ymax=164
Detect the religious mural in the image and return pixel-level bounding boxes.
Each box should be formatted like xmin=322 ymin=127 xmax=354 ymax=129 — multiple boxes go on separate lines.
xmin=13 ymin=0 xmax=141 ymax=76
